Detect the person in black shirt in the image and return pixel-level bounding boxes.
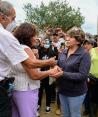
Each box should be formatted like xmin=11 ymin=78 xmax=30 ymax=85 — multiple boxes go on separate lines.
xmin=38 ymin=39 xmax=58 ymax=113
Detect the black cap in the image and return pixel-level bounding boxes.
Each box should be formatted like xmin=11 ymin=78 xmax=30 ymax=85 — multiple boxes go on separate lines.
xmin=83 ymin=39 xmax=97 ymax=47
xmin=88 ymin=40 xmax=97 ymax=47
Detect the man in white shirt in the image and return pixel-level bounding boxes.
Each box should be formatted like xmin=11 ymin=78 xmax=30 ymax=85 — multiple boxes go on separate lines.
xmin=0 ymin=1 xmax=56 ymax=116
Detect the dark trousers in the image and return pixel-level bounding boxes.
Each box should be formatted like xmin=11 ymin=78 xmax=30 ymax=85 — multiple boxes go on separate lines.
xmin=83 ymin=90 xmax=90 ymax=113
xmin=38 ymin=77 xmax=51 ymax=107
xmin=89 ymin=82 xmax=98 ymax=117
xmin=50 ymin=82 xmax=56 ymax=102
xmin=57 ymin=92 xmax=60 ymax=107
xmin=0 ymin=88 xmax=12 ymax=117
xmin=83 ymin=81 xmax=98 ymax=117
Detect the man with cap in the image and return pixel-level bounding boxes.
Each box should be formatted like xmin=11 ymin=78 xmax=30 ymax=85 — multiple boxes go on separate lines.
xmin=83 ymin=39 xmax=97 ymax=51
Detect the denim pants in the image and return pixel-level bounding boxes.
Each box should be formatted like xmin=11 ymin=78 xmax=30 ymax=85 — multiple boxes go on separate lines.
xmin=59 ymin=93 xmax=86 ymax=117
xmin=12 ymin=89 xmax=38 ymax=117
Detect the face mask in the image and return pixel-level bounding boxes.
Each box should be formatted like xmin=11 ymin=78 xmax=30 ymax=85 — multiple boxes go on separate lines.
xmin=6 ymin=21 xmax=16 ymax=32
xmin=59 ymin=38 xmax=65 ymax=43
xmin=45 ymin=40 xmax=50 ymax=44
xmin=44 ymin=44 xmax=50 ymax=49
xmin=32 ymin=44 xmax=39 ymax=49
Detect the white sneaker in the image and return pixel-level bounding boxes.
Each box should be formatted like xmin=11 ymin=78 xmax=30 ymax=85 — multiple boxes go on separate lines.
xmin=37 ymin=105 xmax=40 ymax=110
xmin=45 ymin=106 xmax=51 ymax=113
xmin=36 ymin=111 xmax=40 ymax=117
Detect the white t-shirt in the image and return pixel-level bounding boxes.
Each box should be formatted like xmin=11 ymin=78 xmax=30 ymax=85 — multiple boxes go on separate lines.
xmin=0 ymin=24 xmax=29 ymax=80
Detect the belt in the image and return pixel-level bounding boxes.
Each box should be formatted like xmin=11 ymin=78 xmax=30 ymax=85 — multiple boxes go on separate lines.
xmin=0 ymin=77 xmax=15 ymax=97
xmin=0 ymin=77 xmax=14 ymax=83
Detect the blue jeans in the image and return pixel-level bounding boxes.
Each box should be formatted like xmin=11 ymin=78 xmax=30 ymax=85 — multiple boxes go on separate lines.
xmin=59 ymin=93 xmax=86 ymax=117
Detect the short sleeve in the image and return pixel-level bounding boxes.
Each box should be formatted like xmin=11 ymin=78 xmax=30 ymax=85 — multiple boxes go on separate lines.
xmin=0 ymin=31 xmax=29 ymax=65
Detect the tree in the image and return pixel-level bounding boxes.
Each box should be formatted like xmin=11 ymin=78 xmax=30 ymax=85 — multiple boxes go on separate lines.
xmin=23 ymin=0 xmax=85 ymax=31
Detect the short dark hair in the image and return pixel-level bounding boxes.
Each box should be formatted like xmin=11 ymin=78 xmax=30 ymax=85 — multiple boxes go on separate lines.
xmin=14 ymin=22 xmax=37 ymax=48
xmin=67 ymin=27 xmax=85 ymax=45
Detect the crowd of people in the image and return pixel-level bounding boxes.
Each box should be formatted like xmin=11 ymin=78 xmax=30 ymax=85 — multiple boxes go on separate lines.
xmin=0 ymin=1 xmax=98 ymax=117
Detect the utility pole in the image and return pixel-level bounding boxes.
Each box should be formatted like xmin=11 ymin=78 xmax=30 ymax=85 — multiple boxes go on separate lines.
xmin=97 ymin=15 xmax=98 ymax=35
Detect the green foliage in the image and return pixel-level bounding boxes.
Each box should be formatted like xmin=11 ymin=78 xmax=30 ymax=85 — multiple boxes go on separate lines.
xmin=23 ymin=0 xmax=85 ymax=31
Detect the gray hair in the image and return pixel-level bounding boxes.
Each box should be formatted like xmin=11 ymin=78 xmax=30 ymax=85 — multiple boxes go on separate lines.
xmin=0 ymin=1 xmax=13 ymax=16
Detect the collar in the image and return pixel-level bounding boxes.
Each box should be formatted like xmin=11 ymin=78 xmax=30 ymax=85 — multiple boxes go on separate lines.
xmin=63 ymin=47 xmax=84 ymax=55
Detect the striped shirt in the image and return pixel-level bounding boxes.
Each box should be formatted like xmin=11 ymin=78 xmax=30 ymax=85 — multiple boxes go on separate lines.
xmin=10 ymin=45 xmax=40 ymax=91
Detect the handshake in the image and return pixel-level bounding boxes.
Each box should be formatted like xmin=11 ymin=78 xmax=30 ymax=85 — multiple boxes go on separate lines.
xmin=49 ymin=65 xmax=63 ymax=79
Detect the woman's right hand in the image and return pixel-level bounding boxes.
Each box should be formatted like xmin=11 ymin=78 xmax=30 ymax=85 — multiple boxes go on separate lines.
xmin=49 ymin=66 xmax=63 ymax=78
xmin=47 ymin=57 xmax=57 ymax=67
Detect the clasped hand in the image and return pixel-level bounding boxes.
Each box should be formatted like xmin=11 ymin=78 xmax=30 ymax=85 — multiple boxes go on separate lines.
xmin=48 ymin=56 xmax=57 ymax=67
xmin=49 ymin=65 xmax=63 ymax=79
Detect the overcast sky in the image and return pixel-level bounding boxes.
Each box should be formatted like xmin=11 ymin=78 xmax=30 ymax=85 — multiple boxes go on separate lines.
xmin=4 ymin=0 xmax=98 ymax=35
